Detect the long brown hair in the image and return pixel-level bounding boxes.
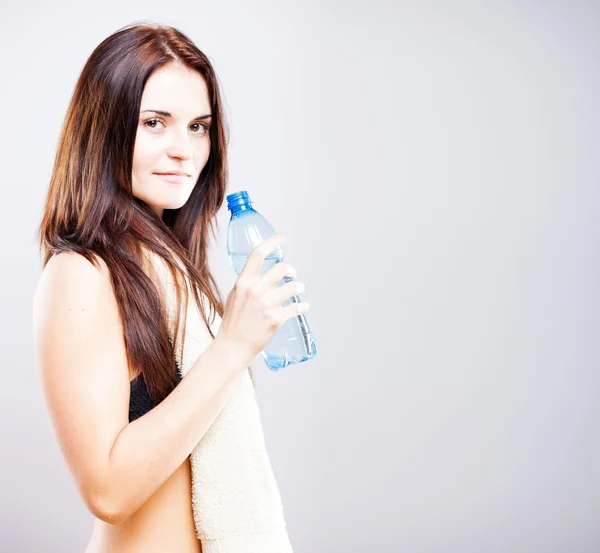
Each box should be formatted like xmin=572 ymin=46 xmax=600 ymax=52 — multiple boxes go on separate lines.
xmin=37 ymin=22 xmax=234 ymax=404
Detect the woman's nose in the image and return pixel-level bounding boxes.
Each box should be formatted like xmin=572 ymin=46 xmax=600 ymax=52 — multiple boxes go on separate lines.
xmin=167 ymin=130 xmax=193 ymax=160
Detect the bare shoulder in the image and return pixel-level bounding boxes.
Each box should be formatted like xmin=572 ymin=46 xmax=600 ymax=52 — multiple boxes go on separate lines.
xmin=34 ymin=251 xmax=118 ymax=325
xmin=36 ymin=250 xmax=111 ymax=296
xmin=32 ymin=250 xmax=126 ymax=373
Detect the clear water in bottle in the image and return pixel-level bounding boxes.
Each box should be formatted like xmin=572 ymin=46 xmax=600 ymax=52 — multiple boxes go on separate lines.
xmin=226 ymin=190 xmax=317 ymax=370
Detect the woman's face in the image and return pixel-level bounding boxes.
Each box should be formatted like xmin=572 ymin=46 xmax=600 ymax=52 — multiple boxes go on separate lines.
xmin=132 ymin=62 xmax=212 ymax=218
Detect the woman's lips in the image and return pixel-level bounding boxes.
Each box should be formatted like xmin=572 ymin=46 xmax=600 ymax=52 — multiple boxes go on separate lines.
xmin=154 ymin=173 xmax=191 ymax=184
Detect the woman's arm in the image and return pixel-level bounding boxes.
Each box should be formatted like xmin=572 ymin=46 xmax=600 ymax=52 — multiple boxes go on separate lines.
xmin=32 ymin=251 xmax=246 ymax=525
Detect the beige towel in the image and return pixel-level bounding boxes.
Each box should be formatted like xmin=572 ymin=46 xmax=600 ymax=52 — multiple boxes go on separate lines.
xmin=144 ymin=248 xmax=293 ymax=553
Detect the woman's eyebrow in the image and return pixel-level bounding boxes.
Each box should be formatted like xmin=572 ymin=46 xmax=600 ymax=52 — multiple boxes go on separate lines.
xmin=140 ymin=109 xmax=212 ymax=120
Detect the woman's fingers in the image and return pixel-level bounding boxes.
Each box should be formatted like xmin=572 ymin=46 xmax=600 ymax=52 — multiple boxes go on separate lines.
xmin=265 ymin=279 xmax=305 ymax=307
xmin=276 ymin=299 xmax=310 ymax=325
xmin=258 ymin=261 xmax=297 ymax=293
xmin=238 ymin=234 xmax=285 ymax=281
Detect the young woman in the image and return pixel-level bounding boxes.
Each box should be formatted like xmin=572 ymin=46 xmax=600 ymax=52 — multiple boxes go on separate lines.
xmin=32 ymin=22 xmax=308 ymax=553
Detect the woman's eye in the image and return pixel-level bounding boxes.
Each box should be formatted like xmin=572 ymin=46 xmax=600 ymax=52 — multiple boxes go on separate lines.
xmin=191 ymin=122 xmax=209 ymax=134
xmin=144 ymin=118 xmax=164 ymax=129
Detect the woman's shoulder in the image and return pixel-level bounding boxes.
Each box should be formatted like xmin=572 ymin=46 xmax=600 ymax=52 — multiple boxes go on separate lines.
xmin=34 ymin=251 xmax=116 ymax=323
xmin=40 ymin=250 xmax=110 ymax=284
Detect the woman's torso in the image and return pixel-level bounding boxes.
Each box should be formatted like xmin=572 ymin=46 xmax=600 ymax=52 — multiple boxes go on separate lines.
xmin=82 ymin=248 xmax=206 ymax=552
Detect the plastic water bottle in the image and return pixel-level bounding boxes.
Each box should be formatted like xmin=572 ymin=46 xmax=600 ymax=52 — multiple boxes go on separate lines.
xmin=226 ymin=190 xmax=317 ymax=370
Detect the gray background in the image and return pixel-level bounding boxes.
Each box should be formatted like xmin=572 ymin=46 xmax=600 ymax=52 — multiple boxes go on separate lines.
xmin=1 ymin=1 xmax=598 ymax=552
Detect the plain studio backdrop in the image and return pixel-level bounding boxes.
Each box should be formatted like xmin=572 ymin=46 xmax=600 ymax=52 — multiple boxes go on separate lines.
xmin=1 ymin=1 xmax=598 ymax=552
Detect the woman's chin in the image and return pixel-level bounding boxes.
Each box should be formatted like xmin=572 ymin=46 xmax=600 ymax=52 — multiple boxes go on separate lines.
xmin=154 ymin=193 xmax=193 ymax=213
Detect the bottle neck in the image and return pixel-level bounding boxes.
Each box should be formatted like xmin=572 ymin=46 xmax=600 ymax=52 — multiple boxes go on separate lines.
xmin=229 ymin=203 xmax=254 ymax=216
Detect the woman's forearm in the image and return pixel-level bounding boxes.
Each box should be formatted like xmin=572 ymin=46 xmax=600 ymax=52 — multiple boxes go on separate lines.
xmin=90 ymin=336 xmax=246 ymax=524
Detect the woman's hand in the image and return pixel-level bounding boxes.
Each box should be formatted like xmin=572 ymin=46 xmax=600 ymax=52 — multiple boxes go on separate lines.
xmin=216 ymin=234 xmax=309 ymax=367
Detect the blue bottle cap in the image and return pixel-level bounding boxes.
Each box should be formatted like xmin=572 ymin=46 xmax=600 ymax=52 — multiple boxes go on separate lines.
xmin=226 ymin=190 xmax=252 ymax=212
